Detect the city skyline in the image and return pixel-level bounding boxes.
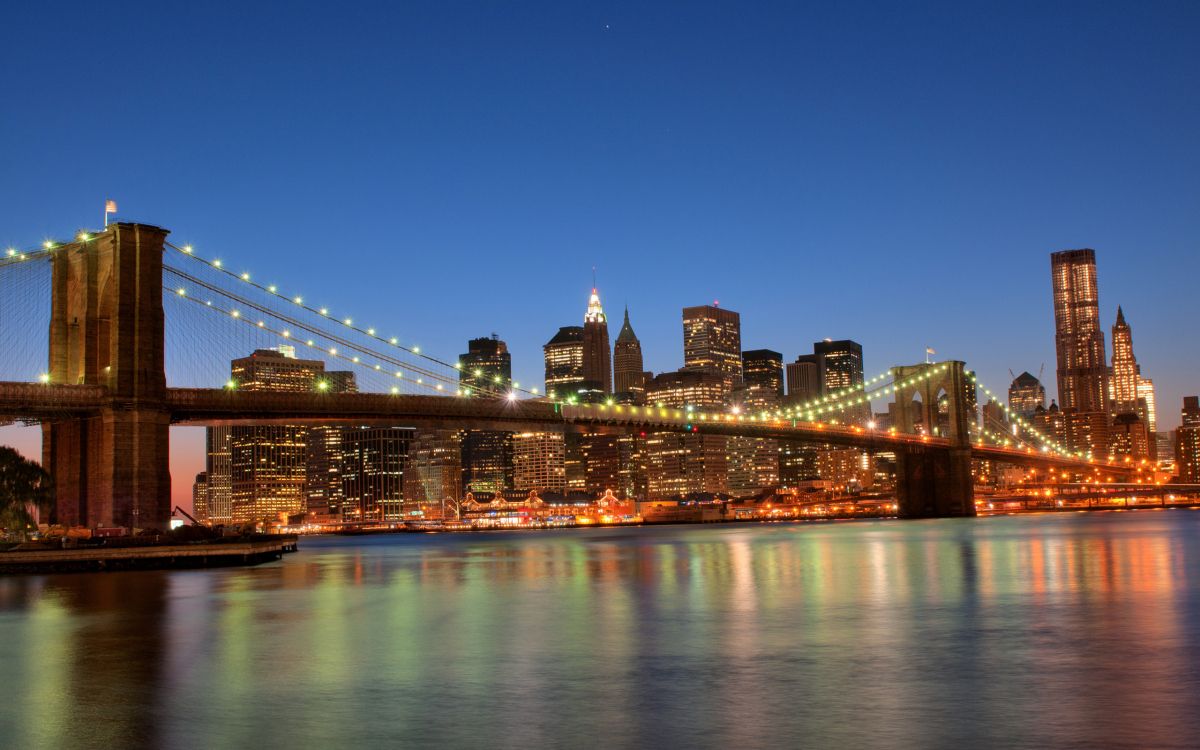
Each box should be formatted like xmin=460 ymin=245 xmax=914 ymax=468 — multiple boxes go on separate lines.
xmin=3 ymin=4 xmax=1197 ymax=433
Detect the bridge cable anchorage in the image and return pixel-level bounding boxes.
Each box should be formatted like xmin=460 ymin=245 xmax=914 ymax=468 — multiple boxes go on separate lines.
xmin=164 ymin=269 xmax=461 ymax=396
xmin=164 ymin=241 xmax=540 ymax=397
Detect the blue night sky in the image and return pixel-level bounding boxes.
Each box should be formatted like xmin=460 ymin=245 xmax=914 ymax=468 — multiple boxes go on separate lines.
xmin=2 ymin=1 xmax=1199 ymax=499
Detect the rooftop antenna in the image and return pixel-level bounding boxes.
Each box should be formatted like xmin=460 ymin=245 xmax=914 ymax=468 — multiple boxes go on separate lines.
xmin=592 ymin=266 xmax=597 ymax=291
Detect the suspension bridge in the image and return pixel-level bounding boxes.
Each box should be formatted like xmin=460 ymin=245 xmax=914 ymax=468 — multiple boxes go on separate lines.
xmin=0 ymin=223 xmax=1137 ymax=530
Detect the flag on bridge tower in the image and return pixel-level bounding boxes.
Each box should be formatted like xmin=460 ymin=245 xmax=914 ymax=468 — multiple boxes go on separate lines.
xmin=925 ymin=346 xmax=935 ymax=363
xmin=104 ymin=199 xmax=117 ymax=227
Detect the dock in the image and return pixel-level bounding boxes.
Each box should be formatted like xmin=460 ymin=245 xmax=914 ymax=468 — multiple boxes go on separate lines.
xmin=0 ymin=536 xmax=299 ymax=574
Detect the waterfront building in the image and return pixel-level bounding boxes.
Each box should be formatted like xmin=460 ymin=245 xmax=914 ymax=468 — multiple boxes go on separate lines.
xmin=544 ymin=326 xmax=588 ymax=400
xmin=582 ymin=287 xmax=613 ymax=393
xmin=613 ymin=307 xmax=648 ymax=401
xmin=225 ymin=349 xmax=328 ymax=524
xmin=458 ymin=335 xmax=515 ymax=493
xmin=1007 ymin=371 xmax=1046 ymax=418
xmin=512 ymin=432 xmax=567 ymax=492
xmin=192 ymin=472 xmax=209 ymax=523
xmin=1051 ymin=249 xmax=1110 ymax=453
xmin=460 ymin=430 xmax=513 ymax=495
xmin=728 ymin=350 xmax=782 ymax=495
xmin=403 ymin=430 xmax=462 ymax=517
xmin=816 ymin=448 xmax=874 ymax=492
xmin=305 ymin=367 xmax=358 ymax=519
xmin=682 ymin=304 xmax=742 ymax=394
xmin=644 ymin=370 xmax=728 ymax=497
xmin=341 ymin=427 xmax=413 ymax=522
xmin=205 ymin=426 xmax=233 ymax=525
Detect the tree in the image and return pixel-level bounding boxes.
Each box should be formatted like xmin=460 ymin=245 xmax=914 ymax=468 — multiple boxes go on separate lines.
xmin=0 ymin=446 xmax=53 ymax=541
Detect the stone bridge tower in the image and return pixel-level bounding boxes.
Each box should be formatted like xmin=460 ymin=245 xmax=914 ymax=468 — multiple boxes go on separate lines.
xmin=43 ymin=223 xmax=172 ymax=530
xmin=890 ymin=360 xmax=975 ymax=518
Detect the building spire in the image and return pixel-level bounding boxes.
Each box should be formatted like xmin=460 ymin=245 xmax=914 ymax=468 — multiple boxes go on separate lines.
xmin=585 ymin=278 xmax=606 ymax=324
xmin=1116 ymin=305 xmax=1126 ymax=326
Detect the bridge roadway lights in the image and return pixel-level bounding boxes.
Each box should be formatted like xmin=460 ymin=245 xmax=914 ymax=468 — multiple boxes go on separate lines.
xmin=894 ymin=446 xmax=976 ymax=518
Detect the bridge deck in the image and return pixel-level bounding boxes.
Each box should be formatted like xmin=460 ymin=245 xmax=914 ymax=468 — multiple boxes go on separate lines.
xmin=0 ymin=381 xmax=1136 ymax=477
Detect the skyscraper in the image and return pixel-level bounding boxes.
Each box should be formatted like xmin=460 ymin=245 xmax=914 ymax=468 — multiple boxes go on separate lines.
xmin=786 ymin=354 xmax=824 ymax=406
xmin=341 ymin=427 xmax=413 ymax=522
xmin=404 ymin=430 xmax=462 ymax=516
xmin=224 ymin=348 xmax=329 ymax=524
xmin=729 ymin=349 xmax=782 ymax=495
xmin=544 ymin=326 xmax=587 ymax=400
xmin=458 ymin=336 xmax=514 ymax=494
xmin=682 ymin=304 xmax=742 ymax=392
xmin=459 ymin=335 xmax=512 ymax=396
xmin=205 ymin=426 xmax=233 ymax=525
xmin=582 ymin=287 xmax=612 ymax=393
xmin=741 ymin=349 xmax=783 ymax=405
xmin=1110 ymin=306 xmax=1139 ymax=414
xmin=644 ymin=370 xmax=729 ymax=497
xmin=814 ymin=339 xmax=869 ymax=424
xmin=1007 ymin=371 xmax=1046 ymax=418
xmin=1051 ymin=249 xmax=1109 ymax=415
xmin=192 ymin=472 xmax=209 ymax=523
xmin=1137 ymin=376 xmax=1158 ymax=433
xmin=613 ymin=307 xmax=647 ymax=400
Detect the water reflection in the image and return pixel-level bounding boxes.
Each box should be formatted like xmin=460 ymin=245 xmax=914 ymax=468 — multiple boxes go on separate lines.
xmin=0 ymin=512 xmax=1198 ymax=749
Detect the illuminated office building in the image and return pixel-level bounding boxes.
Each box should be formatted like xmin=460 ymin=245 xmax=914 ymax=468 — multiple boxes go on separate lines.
xmin=544 ymin=326 xmax=588 ymax=400
xmin=644 ymin=370 xmax=728 ymax=497
xmin=512 ymin=432 xmax=567 ymax=492
xmin=1051 ymin=249 xmax=1109 ymax=453
xmin=682 ymin=304 xmax=742 ymax=394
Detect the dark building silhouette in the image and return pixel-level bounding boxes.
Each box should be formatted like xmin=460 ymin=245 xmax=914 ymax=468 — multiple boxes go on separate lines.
xmin=613 ymin=307 xmax=647 ymax=401
xmin=459 ymin=335 xmax=512 ymax=396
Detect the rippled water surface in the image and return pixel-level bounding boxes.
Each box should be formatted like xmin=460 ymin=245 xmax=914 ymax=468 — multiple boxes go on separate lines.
xmin=2 ymin=512 xmax=1199 ymax=749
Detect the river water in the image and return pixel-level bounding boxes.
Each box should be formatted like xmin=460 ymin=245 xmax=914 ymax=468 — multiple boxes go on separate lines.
xmin=1 ymin=512 xmax=1198 ymax=749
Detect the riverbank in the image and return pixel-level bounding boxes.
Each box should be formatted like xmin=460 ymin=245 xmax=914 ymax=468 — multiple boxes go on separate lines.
xmin=0 ymin=535 xmax=299 ymax=574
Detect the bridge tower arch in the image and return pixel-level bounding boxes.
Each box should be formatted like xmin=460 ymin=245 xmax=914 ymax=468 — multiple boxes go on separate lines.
xmin=42 ymin=223 xmax=172 ymax=530
xmin=890 ymin=360 xmax=975 ymax=518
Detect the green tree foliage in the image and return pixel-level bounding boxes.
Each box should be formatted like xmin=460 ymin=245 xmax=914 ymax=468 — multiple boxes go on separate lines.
xmin=0 ymin=446 xmax=53 ymax=540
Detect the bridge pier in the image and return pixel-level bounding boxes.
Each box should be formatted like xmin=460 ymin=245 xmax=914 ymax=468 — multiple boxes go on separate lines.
xmin=42 ymin=223 xmax=171 ymax=531
xmin=895 ymin=447 xmax=975 ymax=518
xmin=890 ymin=360 xmax=977 ymax=519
